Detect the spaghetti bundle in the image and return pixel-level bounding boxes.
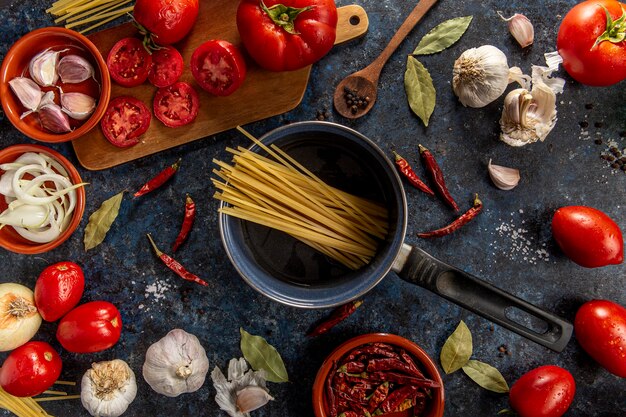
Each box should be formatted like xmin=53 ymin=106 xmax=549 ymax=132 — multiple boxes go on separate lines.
xmin=212 ymin=128 xmax=389 ymax=270
xmin=46 ymin=0 xmax=134 ymax=34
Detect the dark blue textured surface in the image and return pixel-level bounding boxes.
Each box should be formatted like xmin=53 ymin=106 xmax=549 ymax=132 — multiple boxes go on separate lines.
xmin=1 ymin=1 xmax=625 ymax=416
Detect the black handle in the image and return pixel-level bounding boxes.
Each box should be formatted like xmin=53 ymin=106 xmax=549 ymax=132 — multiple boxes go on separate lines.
xmin=396 ymin=246 xmax=572 ymax=352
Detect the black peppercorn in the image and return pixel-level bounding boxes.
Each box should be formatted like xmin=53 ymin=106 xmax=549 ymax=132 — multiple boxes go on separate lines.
xmin=594 ymin=138 xmax=603 ymax=145
xmin=579 ymin=121 xmax=589 ymax=128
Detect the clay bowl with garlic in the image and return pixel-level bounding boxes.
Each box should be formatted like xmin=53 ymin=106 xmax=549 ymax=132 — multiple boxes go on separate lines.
xmin=0 ymin=27 xmax=111 ymax=143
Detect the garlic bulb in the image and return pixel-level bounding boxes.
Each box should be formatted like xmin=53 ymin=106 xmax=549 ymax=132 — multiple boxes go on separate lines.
xmin=142 ymin=328 xmax=209 ymax=397
xmin=498 ymin=12 xmax=534 ymax=48
xmin=81 ymin=359 xmax=137 ymax=417
xmin=0 ymin=283 xmax=42 ymax=351
xmin=488 ymin=159 xmax=521 ymax=190
xmin=212 ymin=357 xmax=272 ymax=417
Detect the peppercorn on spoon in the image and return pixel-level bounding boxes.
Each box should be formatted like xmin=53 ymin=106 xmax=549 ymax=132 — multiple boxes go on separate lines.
xmin=333 ymin=0 xmax=439 ymax=119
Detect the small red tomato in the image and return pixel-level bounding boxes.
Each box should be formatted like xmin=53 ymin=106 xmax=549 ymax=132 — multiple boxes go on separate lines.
xmin=509 ymin=365 xmax=575 ymax=417
xmin=0 ymin=341 xmax=62 ymax=397
xmin=34 ymin=261 xmax=84 ymax=322
xmin=191 ymin=40 xmax=247 ymax=96
xmin=575 ymin=300 xmax=626 ymax=377
xmin=56 ymin=301 xmax=122 ymax=353
xmin=552 ymin=206 xmax=623 ymax=268
xmin=134 ymin=0 xmax=199 ymax=46
xmin=101 ymin=96 xmax=152 ymax=148
xmin=153 ymin=81 xmax=199 ymax=127
xmin=148 ymin=45 xmax=184 ymax=88
xmin=106 ymin=37 xmax=153 ymax=87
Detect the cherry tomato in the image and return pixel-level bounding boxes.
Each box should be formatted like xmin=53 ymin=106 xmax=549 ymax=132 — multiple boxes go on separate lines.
xmin=575 ymin=300 xmax=626 ymax=377
xmin=34 ymin=261 xmax=84 ymax=322
xmin=153 ymin=81 xmax=199 ymax=128
xmin=101 ymin=96 xmax=152 ymax=148
xmin=134 ymin=0 xmax=199 ymax=46
xmin=106 ymin=37 xmax=153 ymax=87
xmin=509 ymin=365 xmax=575 ymax=417
xmin=56 ymin=301 xmax=122 ymax=353
xmin=552 ymin=206 xmax=623 ymax=268
xmin=148 ymin=45 xmax=184 ymax=88
xmin=236 ymin=0 xmax=337 ymax=71
xmin=557 ymin=0 xmax=626 ymax=86
xmin=0 ymin=341 xmax=62 ymax=397
xmin=191 ymin=40 xmax=247 ymax=96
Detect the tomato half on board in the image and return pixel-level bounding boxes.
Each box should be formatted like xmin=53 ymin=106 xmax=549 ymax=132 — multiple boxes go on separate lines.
xmin=106 ymin=37 xmax=153 ymax=87
xmin=101 ymin=96 xmax=151 ymax=148
xmin=153 ymin=81 xmax=199 ymax=128
xmin=190 ymin=40 xmax=247 ymax=96
xmin=0 ymin=341 xmax=62 ymax=397
xmin=148 ymin=45 xmax=184 ymax=88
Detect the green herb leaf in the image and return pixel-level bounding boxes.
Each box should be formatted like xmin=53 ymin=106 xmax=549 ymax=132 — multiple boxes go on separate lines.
xmin=412 ymin=16 xmax=473 ymax=55
xmin=240 ymin=328 xmax=289 ymax=383
xmin=462 ymin=359 xmax=510 ymax=393
xmin=83 ymin=191 xmax=124 ymax=251
xmin=404 ymin=56 xmax=436 ymax=127
xmin=440 ymin=320 xmax=472 ymax=374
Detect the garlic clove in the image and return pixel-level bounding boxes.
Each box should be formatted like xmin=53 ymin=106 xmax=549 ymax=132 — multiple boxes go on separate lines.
xmin=38 ymin=103 xmax=72 ymax=133
xmin=498 ymin=12 xmax=534 ymax=48
xmin=488 ymin=159 xmax=521 ymax=190
xmin=8 ymin=77 xmax=44 ymax=113
xmin=58 ymin=55 xmax=95 ymax=84
xmin=61 ymin=92 xmax=96 ymax=120
xmin=29 ymin=48 xmax=65 ymax=87
xmin=236 ymin=386 xmax=274 ymax=413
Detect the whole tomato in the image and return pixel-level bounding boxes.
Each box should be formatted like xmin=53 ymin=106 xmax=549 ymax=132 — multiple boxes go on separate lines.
xmin=0 ymin=341 xmax=62 ymax=397
xmin=552 ymin=206 xmax=623 ymax=268
xmin=237 ymin=0 xmax=338 ymax=71
xmin=134 ymin=0 xmax=200 ymax=46
xmin=56 ymin=301 xmax=122 ymax=353
xmin=575 ymin=300 xmax=626 ymax=377
xmin=34 ymin=261 xmax=85 ymax=322
xmin=509 ymin=365 xmax=575 ymax=417
xmin=557 ymin=0 xmax=626 ymax=86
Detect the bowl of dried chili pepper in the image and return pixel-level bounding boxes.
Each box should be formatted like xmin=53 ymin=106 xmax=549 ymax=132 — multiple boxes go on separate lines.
xmin=312 ymin=333 xmax=444 ymax=417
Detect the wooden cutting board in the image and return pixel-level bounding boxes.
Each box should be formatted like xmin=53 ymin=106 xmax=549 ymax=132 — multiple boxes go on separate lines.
xmin=72 ymin=3 xmax=369 ymax=170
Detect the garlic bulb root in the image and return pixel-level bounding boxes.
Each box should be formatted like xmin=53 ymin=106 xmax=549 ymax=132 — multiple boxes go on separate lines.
xmin=81 ymin=359 xmax=137 ymax=417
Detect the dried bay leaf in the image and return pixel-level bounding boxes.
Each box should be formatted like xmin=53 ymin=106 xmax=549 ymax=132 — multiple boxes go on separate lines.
xmin=240 ymin=328 xmax=289 ymax=383
xmin=440 ymin=320 xmax=472 ymax=374
xmin=404 ymin=56 xmax=436 ymax=127
xmin=412 ymin=16 xmax=473 ymax=55
xmin=462 ymin=359 xmax=510 ymax=393
xmin=84 ymin=191 xmax=124 ymax=251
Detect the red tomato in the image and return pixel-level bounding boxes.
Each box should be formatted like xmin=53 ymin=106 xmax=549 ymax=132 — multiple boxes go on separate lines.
xmin=190 ymin=40 xmax=247 ymax=96
xmin=236 ymin=0 xmax=337 ymax=71
xmin=148 ymin=45 xmax=184 ymax=88
xmin=552 ymin=206 xmax=623 ymax=268
xmin=153 ymin=81 xmax=199 ymax=127
xmin=0 ymin=341 xmax=62 ymax=397
xmin=101 ymin=96 xmax=152 ymax=148
xmin=557 ymin=0 xmax=626 ymax=86
xmin=509 ymin=365 xmax=575 ymax=417
xmin=106 ymin=37 xmax=153 ymax=87
xmin=56 ymin=301 xmax=122 ymax=353
xmin=134 ymin=0 xmax=199 ymax=46
xmin=34 ymin=261 xmax=84 ymax=322
xmin=575 ymin=300 xmax=626 ymax=377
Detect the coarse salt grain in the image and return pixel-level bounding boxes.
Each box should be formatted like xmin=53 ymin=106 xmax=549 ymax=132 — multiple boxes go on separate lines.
xmin=491 ymin=215 xmax=552 ymax=265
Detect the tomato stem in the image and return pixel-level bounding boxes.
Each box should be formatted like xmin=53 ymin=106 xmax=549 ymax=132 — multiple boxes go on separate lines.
xmin=260 ymin=1 xmax=314 ymax=35
xmin=594 ymin=5 xmax=626 ymax=47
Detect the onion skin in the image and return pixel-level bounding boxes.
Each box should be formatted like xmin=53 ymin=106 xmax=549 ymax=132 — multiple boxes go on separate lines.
xmin=0 ymin=283 xmax=42 ymax=352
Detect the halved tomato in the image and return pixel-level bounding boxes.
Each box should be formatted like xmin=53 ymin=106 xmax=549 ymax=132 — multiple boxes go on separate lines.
xmin=190 ymin=40 xmax=246 ymax=96
xmin=101 ymin=96 xmax=151 ymax=147
xmin=153 ymin=82 xmax=199 ymax=128
xmin=107 ymin=37 xmax=152 ymax=87
xmin=148 ymin=46 xmax=184 ymax=88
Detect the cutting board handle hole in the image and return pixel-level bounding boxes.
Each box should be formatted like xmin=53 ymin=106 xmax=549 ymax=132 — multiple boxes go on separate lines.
xmin=349 ymin=15 xmax=361 ymax=25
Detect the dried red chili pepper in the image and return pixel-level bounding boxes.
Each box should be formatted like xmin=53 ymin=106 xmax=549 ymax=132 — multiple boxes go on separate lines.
xmin=326 ymin=361 xmax=338 ymax=417
xmin=399 ymin=349 xmax=425 ymax=379
xmin=368 ymin=382 xmax=390 ymax=412
xmin=146 ymin=233 xmax=208 ymax=286
xmin=338 ymin=361 xmax=366 ymax=374
xmin=365 ymin=371 xmax=440 ymax=388
xmin=307 ymin=300 xmax=363 ymax=337
xmin=392 ymin=151 xmax=435 ymax=196
xmin=343 ymin=345 xmax=400 ymax=362
xmin=134 ymin=158 xmax=181 ymax=198
xmin=418 ymin=144 xmax=459 ymax=211
xmin=366 ymin=357 xmax=419 ymax=376
xmin=412 ymin=391 xmax=428 ymax=416
xmin=172 ymin=194 xmax=196 ymax=252
xmin=417 ymin=194 xmax=483 ymax=238
xmin=379 ymin=385 xmax=418 ymax=414
xmin=337 ymin=412 xmax=360 ymax=417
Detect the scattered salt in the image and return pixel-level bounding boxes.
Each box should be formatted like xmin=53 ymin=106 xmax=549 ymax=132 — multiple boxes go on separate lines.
xmin=491 ymin=214 xmax=552 ymax=265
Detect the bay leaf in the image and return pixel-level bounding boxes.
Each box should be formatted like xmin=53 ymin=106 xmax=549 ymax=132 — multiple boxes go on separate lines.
xmin=83 ymin=191 xmax=124 ymax=251
xmin=240 ymin=328 xmax=289 ymax=383
xmin=440 ymin=320 xmax=472 ymax=374
xmin=462 ymin=359 xmax=510 ymax=393
xmin=412 ymin=16 xmax=473 ymax=55
xmin=404 ymin=56 xmax=436 ymax=127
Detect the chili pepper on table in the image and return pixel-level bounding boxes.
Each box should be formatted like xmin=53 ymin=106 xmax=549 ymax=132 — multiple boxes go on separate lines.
xmin=367 ymin=382 xmax=390 ymax=412
xmin=133 ymin=158 xmax=181 ymax=198
xmin=418 ymin=144 xmax=459 ymax=211
xmin=146 ymin=233 xmax=208 ymax=286
xmin=172 ymin=194 xmax=196 ymax=252
xmin=392 ymin=151 xmax=434 ymax=196
xmin=307 ymin=300 xmax=363 ymax=336
xmin=417 ymin=194 xmax=483 ymax=238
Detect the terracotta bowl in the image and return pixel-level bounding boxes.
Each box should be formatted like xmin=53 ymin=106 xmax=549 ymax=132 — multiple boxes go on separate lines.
xmin=312 ymin=333 xmax=445 ymax=417
xmin=0 ymin=27 xmax=110 ymax=143
xmin=0 ymin=144 xmax=86 ymax=254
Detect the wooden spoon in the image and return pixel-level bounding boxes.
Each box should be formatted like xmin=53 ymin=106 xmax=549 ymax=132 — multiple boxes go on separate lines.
xmin=334 ymin=0 xmax=439 ymax=119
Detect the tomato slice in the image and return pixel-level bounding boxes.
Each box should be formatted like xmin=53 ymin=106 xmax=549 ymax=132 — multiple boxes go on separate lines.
xmin=106 ymin=37 xmax=152 ymax=87
xmin=101 ymin=96 xmax=151 ymax=147
xmin=191 ymin=40 xmax=246 ymax=96
xmin=148 ymin=46 xmax=184 ymax=88
xmin=153 ymin=82 xmax=200 ymax=128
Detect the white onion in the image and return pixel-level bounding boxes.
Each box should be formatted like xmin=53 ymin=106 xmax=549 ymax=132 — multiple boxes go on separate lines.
xmin=0 ymin=283 xmax=42 ymax=352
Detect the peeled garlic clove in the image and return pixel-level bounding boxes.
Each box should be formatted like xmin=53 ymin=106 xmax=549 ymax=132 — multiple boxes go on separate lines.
xmin=61 ymin=92 xmax=96 ymax=120
xmin=500 ymin=84 xmax=557 ymax=147
xmin=236 ymin=386 xmax=274 ymax=413
xmin=38 ymin=103 xmax=72 ymax=133
xmin=488 ymin=159 xmax=521 ymax=190
xmin=58 ymin=55 xmax=95 ymax=84
xmin=29 ymin=48 xmax=64 ymax=87
xmin=8 ymin=77 xmax=43 ymax=112
xmin=498 ymin=12 xmax=534 ymax=48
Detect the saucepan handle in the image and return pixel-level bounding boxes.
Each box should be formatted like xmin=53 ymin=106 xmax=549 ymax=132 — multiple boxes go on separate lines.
xmin=395 ymin=245 xmax=573 ymax=352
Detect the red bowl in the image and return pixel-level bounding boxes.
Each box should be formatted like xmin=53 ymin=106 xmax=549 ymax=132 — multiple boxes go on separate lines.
xmin=312 ymin=333 xmax=445 ymax=417
xmin=0 ymin=144 xmax=86 ymax=254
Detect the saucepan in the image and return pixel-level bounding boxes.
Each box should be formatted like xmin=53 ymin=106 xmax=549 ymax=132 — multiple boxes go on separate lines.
xmin=218 ymin=121 xmax=572 ymax=352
